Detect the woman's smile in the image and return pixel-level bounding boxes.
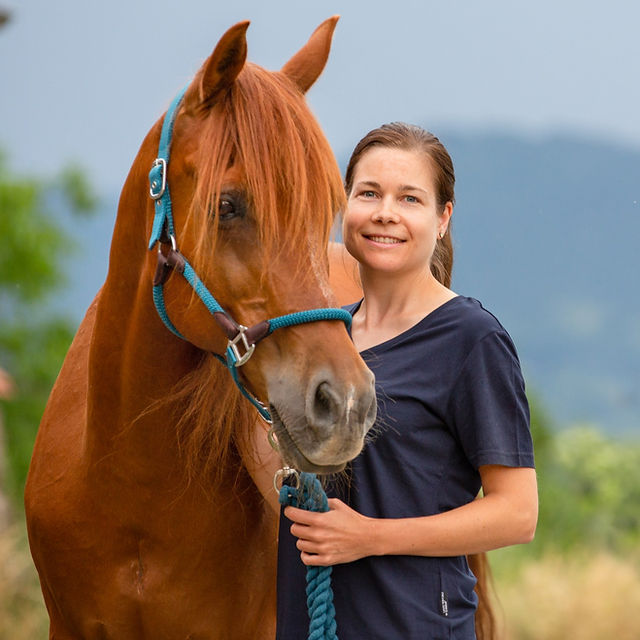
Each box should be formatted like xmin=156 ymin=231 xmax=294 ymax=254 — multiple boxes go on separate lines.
xmin=364 ymin=234 xmax=406 ymax=245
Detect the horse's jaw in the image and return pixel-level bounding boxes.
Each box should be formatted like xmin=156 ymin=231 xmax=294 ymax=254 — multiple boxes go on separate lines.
xmin=268 ymin=405 xmax=349 ymax=475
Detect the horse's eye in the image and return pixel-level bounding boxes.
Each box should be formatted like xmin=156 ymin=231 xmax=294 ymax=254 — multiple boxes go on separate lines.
xmin=219 ymin=198 xmax=236 ymax=221
xmin=213 ymin=190 xmax=246 ymax=224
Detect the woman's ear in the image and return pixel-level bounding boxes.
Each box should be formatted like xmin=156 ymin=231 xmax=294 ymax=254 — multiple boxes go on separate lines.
xmin=440 ymin=202 xmax=453 ymax=236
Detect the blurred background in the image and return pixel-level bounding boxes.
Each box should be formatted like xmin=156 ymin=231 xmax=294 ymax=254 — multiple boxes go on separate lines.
xmin=1 ymin=1 xmax=638 ymax=637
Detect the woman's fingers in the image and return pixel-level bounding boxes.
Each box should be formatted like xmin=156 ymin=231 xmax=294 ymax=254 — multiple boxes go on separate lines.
xmin=283 ymin=505 xmax=322 ymax=525
xmin=290 ymin=522 xmax=321 ymax=541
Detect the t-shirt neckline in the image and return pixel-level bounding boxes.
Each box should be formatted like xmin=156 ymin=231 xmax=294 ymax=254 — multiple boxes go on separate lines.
xmin=350 ymin=295 xmax=464 ymax=354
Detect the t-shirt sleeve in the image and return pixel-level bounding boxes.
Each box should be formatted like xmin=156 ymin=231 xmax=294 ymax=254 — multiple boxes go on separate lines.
xmin=446 ymin=330 xmax=535 ymax=469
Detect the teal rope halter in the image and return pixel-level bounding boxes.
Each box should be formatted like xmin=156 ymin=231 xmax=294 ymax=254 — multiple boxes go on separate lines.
xmin=147 ymin=87 xmax=352 ymax=422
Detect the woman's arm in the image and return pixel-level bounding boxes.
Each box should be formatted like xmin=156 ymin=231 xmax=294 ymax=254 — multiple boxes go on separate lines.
xmin=285 ymin=464 xmax=538 ymax=566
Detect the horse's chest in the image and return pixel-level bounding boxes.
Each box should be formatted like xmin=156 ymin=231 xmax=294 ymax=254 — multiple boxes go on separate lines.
xmin=39 ymin=532 xmax=254 ymax=638
xmin=33 ymin=490 xmax=276 ymax=638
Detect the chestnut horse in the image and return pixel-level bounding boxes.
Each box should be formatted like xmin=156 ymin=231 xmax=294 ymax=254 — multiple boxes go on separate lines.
xmin=25 ymin=18 xmax=378 ymax=639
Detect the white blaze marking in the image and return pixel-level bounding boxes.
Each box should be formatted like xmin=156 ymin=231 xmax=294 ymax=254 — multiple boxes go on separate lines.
xmin=345 ymin=385 xmax=356 ymax=423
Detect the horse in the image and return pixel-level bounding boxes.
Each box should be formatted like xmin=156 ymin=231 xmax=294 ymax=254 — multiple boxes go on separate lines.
xmin=25 ymin=18 xmax=378 ymax=639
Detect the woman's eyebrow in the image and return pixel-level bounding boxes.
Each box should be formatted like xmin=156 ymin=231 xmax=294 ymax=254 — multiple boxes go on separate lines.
xmin=354 ymin=180 xmax=429 ymax=195
xmin=399 ymin=184 xmax=428 ymax=195
xmin=355 ymin=180 xmax=382 ymax=189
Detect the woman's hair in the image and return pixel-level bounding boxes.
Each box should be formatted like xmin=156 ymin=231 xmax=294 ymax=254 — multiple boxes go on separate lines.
xmin=344 ymin=122 xmax=455 ymax=287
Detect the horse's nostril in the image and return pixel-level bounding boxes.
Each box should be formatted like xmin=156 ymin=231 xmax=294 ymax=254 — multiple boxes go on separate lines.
xmin=314 ymin=382 xmax=334 ymax=419
xmin=311 ymin=381 xmax=338 ymax=427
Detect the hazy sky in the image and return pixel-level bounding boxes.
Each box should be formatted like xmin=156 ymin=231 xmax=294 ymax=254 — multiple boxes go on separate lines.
xmin=2 ymin=0 xmax=639 ymax=194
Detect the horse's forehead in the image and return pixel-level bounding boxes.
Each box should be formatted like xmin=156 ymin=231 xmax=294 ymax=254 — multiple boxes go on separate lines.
xmin=220 ymin=164 xmax=246 ymax=185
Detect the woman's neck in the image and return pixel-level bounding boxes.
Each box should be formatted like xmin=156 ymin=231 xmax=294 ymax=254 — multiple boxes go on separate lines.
xmin=351 ymin=267 xmax=457 ymax=351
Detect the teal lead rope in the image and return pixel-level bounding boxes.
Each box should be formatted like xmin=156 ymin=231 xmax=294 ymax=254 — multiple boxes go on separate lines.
xmin=279 ymin=473 xmax=338 ymax=640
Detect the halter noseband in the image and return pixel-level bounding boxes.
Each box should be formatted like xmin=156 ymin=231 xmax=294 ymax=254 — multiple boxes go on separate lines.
xmin=148 ymin=87 xmax=352 ymax=422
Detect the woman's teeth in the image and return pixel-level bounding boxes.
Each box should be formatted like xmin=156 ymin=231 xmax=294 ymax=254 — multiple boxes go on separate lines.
xmin=368 ymin=236 xmax=402 ymax=244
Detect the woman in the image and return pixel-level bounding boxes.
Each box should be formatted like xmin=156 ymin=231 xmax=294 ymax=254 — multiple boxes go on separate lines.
xmin=275 ymin=123 xmax=538 ymax=639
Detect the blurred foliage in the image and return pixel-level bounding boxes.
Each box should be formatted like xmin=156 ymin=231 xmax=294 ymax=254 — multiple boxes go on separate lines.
xmin=0 ymin=152 xmax=70 ymax=306
xmin=58 ymin=164 xmax=98 ymax=215
xmin=0 ymin=150 xmax=96 ymax=501
xmin=548 ymin=426 xmax=640 ymax=551
xmin=493 ymin=394 xmax=640 ymax=575
xmin=0 ymin=321 xmax=74 ymax=499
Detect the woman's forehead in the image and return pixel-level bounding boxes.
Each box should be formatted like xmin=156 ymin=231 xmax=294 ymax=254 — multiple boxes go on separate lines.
xmin=353 ymin=147 xmax=434 ymax=186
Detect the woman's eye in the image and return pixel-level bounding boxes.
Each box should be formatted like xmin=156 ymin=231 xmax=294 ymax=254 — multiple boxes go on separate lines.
xmin=404 ymin=195 xmax=418 ymax=204
xmin=361 ymin=190 xmax=376 ymax=198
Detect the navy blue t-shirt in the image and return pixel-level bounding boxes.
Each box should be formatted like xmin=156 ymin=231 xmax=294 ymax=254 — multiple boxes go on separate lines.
xmin=276 ymin=296 xmax=534 ymax=640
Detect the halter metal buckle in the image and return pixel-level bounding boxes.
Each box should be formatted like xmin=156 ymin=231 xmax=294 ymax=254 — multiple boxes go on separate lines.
xmin=156 ymin=233 xmax=178 ymax=253
xmin=149 ymin=158 xmax=167 ymax=200
xmin=227 ymin=325 xmax=256 ymax=367
xmin=273 ymin=466 xmax=300 ymax=495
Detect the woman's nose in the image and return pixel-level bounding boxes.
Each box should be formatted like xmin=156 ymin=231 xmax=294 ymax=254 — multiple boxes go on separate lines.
xmin=371 ymin=198 xmax=399 ymax=224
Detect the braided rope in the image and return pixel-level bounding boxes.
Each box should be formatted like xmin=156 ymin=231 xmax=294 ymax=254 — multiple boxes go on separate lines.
xmin=269 ymin=309 xmax=352 ymax=333
xmin=152 ymin=284 xmax=185 ymax=339
xmin=181 ymin=260 xmax=225 ymax=314
xmin=279 ymin=473 xmax=338 ymax=640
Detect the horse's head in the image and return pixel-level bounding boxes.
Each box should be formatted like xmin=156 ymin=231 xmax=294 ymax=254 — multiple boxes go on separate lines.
xmin=144 ymin=18 xmax=376 ymax=474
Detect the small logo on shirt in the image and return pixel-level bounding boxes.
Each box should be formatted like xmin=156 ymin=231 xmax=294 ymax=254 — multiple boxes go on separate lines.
xmin=440 ymin=591 xmax=449 ymax=617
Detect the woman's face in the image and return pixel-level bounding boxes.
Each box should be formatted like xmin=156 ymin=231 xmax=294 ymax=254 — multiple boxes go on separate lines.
xmin=343 ymin=146 xmax=451 ymax=279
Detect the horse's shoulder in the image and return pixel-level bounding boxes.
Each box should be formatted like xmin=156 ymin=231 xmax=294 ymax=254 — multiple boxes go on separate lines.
xmin=30 ymin=291 xmax=100 ymax=468
xmin=58 ymin=289 xmax=100 ymax=390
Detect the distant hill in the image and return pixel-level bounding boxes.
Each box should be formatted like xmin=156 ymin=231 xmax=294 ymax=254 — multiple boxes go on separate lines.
xmin=57 ymin=131 xmax=640 ymax=435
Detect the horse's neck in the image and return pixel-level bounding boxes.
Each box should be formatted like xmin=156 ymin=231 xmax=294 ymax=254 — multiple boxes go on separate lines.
xmin=85 ymin=153 xmax=202 ymax=475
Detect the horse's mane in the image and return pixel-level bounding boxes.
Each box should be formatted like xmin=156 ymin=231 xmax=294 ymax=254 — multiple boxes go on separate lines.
xmin=188 ymin=61 xmax=346 ymax=276
xmin=173 ymin=62 xmax=346 ymax=487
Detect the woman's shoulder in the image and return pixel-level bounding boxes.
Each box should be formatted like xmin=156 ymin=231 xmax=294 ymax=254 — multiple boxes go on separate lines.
xmin=450 ymin=296 xmax=508 ymax=331
xmin=440 ymin=296 xmax=525 ymax=377
xmin=438 ymin=295 xmax=515 ymax=351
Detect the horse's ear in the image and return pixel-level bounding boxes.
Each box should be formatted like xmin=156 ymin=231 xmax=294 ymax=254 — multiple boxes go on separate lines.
xmin=281 ymin=16 xmax=339 ymax=94
xmin=191 ymin=21 xmax=250 ymax=110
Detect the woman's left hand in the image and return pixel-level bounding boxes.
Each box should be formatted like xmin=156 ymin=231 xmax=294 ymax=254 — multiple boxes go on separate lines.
xmin=284 ymin=498 xmax=377 ymax=566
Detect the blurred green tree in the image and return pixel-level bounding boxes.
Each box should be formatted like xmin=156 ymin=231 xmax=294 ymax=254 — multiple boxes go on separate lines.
xmin=494 ymin=392 xmax=640 ymax=568
xmin=0 ymin=151 xmax=97 ymax=501
xmin=527 ymin=421 xmax=640 ymax=554
xmin=552 ymin=425 xmax=640 ymax=551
